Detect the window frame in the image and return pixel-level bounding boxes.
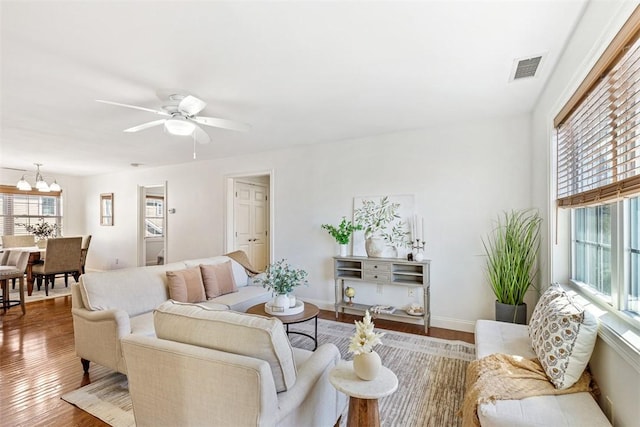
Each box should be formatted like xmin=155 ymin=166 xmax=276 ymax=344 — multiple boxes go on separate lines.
xmin=0 ymin=185 xmax=63 ymax=237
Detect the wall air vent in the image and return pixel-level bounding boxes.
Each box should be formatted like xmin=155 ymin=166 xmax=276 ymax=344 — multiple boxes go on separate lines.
xmin=510 ymin=55 xmax=543 ymax=81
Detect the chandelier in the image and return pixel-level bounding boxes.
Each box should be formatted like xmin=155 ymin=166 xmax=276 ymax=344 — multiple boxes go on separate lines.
xmin=16 ymin=163 xmax=61 ymax=192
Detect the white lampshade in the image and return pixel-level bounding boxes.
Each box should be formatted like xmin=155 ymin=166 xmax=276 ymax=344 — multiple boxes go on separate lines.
xmin=49 ymin=180 xmax=61 ymax=192
xmin=164 ymin=117 xmax=195 ymax=136
xmin=35 ymin=178 xmax=50 ymax=192
xmin=16 ymin=176 xmax=32 ymax=191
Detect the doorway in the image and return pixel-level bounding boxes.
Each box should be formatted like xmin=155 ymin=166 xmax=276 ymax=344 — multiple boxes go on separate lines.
xmin=225 ymin=173 xmax=272 ymax=271
xmin=138 ymin=182 xmax=168 ymax=267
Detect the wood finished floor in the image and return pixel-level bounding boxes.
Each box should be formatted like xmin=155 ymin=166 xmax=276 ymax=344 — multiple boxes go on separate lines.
xmin=0 ymin=297 xmax=474 ymax=427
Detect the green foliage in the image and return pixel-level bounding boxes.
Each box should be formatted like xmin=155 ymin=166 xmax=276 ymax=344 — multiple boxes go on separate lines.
xmin=254 ymin=259 xmax=309 ymax=295
xmin=482 ymin=209 xmax=542 ymax=306
xmin=321 ymin=217 xmax=362 ymax=244
xmin=354 ymin=196 xmax=410 ymax=248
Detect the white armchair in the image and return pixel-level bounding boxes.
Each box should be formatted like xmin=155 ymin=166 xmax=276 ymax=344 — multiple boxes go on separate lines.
xmin=121 ymin=301 xmax=347 ymax=427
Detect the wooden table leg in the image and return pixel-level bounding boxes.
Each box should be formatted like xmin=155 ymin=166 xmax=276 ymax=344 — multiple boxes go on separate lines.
xmin=26 ymin=252 xmax=40 ymax=296
xmin=347 ymin=397 xmax=380 ymax=427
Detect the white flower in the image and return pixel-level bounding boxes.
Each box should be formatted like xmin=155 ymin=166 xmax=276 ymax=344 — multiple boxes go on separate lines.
xmin=348 ymin=310 xmax=384 ymax=355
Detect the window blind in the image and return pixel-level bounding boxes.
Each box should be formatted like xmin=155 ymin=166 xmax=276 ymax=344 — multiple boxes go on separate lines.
xmin=0 ymin=185 xmax=63 ymax=236
xmin=556 ymin=6 xmax=640 ymax=207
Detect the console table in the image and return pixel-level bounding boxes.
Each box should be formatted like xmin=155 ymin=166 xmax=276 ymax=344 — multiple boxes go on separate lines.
xmin=333 ymin=256 xmax=430 ymax=332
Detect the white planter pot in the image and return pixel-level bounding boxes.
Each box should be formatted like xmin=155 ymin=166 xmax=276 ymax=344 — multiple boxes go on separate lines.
xmin=353 ymin=351 xmax=382 ymax=381
xmin=288 ymin=294 xmax=296 ymax=308
xmin=339 ymin=244 xmax=348 ymax=257
xmin=365 ymin=237 xmax=386 ymax=257
xmin=272 ymin=294 xmax=290 ymax=312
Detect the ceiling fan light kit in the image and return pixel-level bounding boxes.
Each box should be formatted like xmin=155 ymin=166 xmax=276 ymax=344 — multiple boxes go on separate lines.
xmin=16 ymin=163 xmax=61 ymax=192
xmin=96 ymin=91 xmax=249 ymax=150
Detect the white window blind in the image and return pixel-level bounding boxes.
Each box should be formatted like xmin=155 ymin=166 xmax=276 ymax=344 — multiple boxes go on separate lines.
xmin=0 ymin=185 xmax=63 ymax=236
xmin=557 ymin=8 xmax=640 ymax=207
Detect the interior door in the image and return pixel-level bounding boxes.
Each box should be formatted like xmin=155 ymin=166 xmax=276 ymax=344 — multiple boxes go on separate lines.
xmin=234 ymin=182 xmax=268 ymax=271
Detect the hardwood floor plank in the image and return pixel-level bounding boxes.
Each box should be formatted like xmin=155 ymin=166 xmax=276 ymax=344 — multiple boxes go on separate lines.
xmin=1 ymin=296 xmax=474 ymax=426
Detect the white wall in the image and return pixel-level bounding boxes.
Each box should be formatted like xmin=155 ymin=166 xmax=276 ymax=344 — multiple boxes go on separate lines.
xmin=532 ymin=1 xmax=640 ymax=425
xmin=78 ymin=113 xmax=532 ymax=332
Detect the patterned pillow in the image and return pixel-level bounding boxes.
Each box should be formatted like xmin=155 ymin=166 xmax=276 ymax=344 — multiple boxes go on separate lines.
xmin=529 ymin=285 xmax=598 ymax=389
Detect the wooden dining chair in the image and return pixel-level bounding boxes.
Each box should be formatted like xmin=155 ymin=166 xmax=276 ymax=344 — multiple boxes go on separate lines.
xmin=32 ymin=237 xmax=82 ymax=296
xmin=0 ymin=250 xmax=30 ymax=314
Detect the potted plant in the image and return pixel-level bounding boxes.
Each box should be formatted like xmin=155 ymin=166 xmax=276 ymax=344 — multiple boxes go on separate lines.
xmin=18 ymin=217 xmax=60 ymax=248
xmin=482 ymin=209 xmax=542 ymax=324
xmin=321 ymin=217 xmax=362 ymax=257
xmin=348 ymin=310 xmax=385 ymax=380
xmin=255 ymin=259 xmax=308 ymax=311
xmin=353 ymin=196 xmax=410 ymax=257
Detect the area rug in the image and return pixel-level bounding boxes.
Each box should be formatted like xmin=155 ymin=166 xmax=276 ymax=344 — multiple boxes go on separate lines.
xmin=62 ymin=318 xmax=475 ymax=427
xmin=9 ymin=284 xmax=71 ymax=303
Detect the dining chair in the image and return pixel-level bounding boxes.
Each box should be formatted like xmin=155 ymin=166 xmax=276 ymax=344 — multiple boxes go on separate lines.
xmin=80 ymin=235 xmax=92 ymax=275
xmin=1 ymin=235 xmax=36 ymax=249
xmin=1 ymin=235 xmax=36 ymax=289
xmin=32 ymin=237 xmax=82 ymax=296
xmin=0 ymin=250 xmax=30 ymax=314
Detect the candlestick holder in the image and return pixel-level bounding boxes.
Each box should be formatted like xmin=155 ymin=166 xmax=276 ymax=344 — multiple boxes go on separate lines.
xmin=412 ymin=239 xmax=425 ymax=262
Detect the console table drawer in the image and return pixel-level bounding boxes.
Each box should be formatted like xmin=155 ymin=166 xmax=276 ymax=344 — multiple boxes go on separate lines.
xmin=363 ymin=261 xmax=391 ymax=272
xmin=363 ymin=272 xmax=391 ymax=282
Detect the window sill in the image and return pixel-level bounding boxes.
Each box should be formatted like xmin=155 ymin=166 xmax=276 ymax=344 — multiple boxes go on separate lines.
xmin=563 ymin=282 xmax=640 ymax=374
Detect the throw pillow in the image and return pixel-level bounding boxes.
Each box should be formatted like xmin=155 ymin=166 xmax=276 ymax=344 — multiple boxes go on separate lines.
xmin=166 ymin=267 xmax=206 ymax=303
xmin=529 ymin=286 xmax=598 ymax=389
xmin=154 ymin=300 xmax=297 ymax=392
xmin=200 ymin=261 xmax=238 ymax=299
xmin=528 ymin=284 xmax=564 ymax=339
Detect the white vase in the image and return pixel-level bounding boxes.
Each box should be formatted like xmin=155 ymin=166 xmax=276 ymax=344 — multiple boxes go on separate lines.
xmin=339 ymin=244 xmax=348 ymax=257
xmin=414 ymin=251 xmax=424 ymax=262
xmin=353 ymin=351 xmax=382 ymax=381
xmin=288 ymin=294 xmax=296 ymax=308
xmin=365 ymin=237 xmax=386 ymax=257
xmin=272 ymin=294 xmax=290 ymax=312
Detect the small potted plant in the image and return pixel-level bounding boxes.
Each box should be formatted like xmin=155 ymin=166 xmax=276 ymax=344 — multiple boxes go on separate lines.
xmin=18 ymin=217 xmax=60 ymax=248
xmin=321 ymin=217 xmax=362 ymax=257
xmin=354 ymin=196 xmax=410 ymax=257
xmin=255 ymin=259 xmax=308 ymax=312
xmin=348 ymin=310 xmax=385 ymax=380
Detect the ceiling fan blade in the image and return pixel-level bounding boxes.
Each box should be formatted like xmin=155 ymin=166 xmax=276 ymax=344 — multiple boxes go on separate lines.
xmin=96 ymin=100 xmax=170 ymax=116
xmin=192 ymin=115 xmax=250 ymax=132
xmin=193 ymin=125 xmax=211 ymax=144
xmin=179 ymin=95 xmax=207 ymax=116
xmin=123 ymin=119 xmax=166 ymax=133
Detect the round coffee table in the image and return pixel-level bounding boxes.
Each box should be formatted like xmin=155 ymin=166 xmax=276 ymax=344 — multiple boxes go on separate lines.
xmin=246 ymin=302 xmax=320 ymax=350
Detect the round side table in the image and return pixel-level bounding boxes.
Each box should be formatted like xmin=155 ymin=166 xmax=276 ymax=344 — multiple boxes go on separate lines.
xmin=329 ymin=360 xmax=398 ymax=427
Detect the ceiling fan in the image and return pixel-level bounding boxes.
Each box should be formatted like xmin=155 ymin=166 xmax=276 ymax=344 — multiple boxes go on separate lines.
xmin=96 ymin=90 xmax=249 ymax=144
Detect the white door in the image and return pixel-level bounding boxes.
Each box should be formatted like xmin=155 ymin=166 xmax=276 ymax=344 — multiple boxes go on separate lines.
xmin=234 ymin=182 xmax=268 ymax=271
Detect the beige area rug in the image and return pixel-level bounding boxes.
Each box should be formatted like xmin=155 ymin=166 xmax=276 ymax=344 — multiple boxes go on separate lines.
xmin=9 ymin=283 xmax=72 ymax=303
xmin=62 ymin=318 xmax=475 ymax=427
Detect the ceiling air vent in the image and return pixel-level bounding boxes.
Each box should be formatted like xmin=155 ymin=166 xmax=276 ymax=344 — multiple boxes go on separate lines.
xmin=510 ymin=55 xmax=543 ymax=81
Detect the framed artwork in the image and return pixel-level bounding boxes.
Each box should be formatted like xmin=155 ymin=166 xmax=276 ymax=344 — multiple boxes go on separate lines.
xmin=100 ymin=193 xmax=114 ymax=226
xmin=352 ymin=194 xmax=414 ymax=258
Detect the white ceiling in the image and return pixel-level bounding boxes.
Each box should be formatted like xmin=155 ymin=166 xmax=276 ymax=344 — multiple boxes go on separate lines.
xmin=0 ymin=1 xmax=586 ymax=177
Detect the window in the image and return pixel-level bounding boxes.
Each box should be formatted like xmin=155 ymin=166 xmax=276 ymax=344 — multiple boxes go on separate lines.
xmin=145 ymin=196 xmax=164 ymax=237
xmin=557 ymin=8 xmax=640 ymax=323
xmin=0 ymin=185 xmax=63 ymax=237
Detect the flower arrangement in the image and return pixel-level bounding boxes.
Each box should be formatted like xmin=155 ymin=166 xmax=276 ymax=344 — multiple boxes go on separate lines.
xmin=18 ymin=217 xmax=60 ymax=239
xmin=321 ymin=217 xmax=362 ymax=245
xmin=348 ymin=310 xmax=384 ymax=355
xmin=255 ymin=259 xmax=309 ymax=295
xmin=354 ymin=196 xmax=410 ymax=248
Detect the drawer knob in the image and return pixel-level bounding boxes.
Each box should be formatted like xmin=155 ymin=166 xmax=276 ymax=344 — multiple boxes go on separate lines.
xmin=374 ymin=265 xmax=378 ymax=269
xmin=374 ymin=275 xmax=378 ymax=279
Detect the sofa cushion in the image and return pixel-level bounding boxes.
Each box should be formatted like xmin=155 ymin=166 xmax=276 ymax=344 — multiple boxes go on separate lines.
xmin=475 ymin=320 xmax=536 ymax=359
xmin=200 ymin=261 xmax=238 ymax=298
xmin=154 ymin=300 xmax=297 ymax=392
xmin=184 ymin=256 xmax=249 ymax=287
xmin=166 ymin=267 xmax=206 ymax=303
xmin=214 ymin=286 xmax=272 ymax=312
xmin=528 ymin=286 xmax=598 ymax=389
xmin=79 ymin=262 xmax=184 ymax=316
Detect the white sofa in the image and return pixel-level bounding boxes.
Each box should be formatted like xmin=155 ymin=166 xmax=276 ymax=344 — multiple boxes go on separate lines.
xmin=71 ymin=256 xmax=272 ymax=374
xmin=121 ymin=301 xmax=347 ymax=427
xmin=474 ymin=320 xmax=611 ymax=426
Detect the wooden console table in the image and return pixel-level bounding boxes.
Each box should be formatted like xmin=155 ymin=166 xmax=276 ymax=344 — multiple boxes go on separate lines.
xmin=333 ymin=256 xmax=430 ymax=332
